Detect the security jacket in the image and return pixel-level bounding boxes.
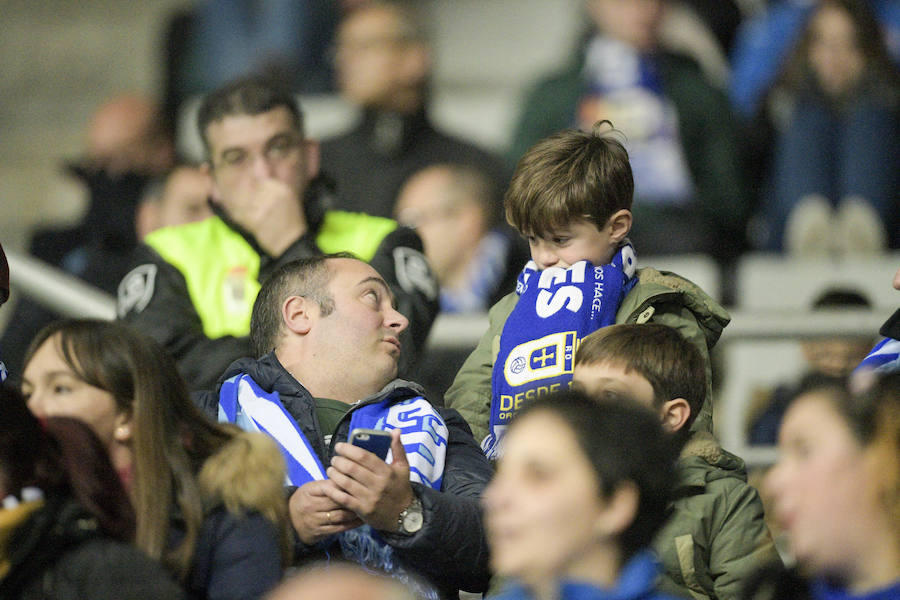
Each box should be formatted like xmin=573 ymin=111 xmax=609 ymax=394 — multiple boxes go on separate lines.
xmin=118 ymin=206 xmax=438 ymax=390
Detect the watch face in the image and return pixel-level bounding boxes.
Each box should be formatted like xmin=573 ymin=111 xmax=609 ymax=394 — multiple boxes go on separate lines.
xmin=403 ymin=510 xmax=424 ymax=533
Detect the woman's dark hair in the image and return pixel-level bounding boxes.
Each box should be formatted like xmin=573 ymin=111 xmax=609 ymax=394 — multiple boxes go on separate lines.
xmin=512 ymin=388 xmax=676 ymax=559
xmin=778 ymin=0 xmax=900 ymax=99
xmin=23 ymin=320 xmax=233 ymax=579
xmin=0 ymin=384 xmax=136 ymax=541
xmin=844 ymin=372 xmax=900 ymax=444
xmin=0 ymin=383 xmax=45 ymax=497
xmin=793 ymin=372 xmax=899 ymax=447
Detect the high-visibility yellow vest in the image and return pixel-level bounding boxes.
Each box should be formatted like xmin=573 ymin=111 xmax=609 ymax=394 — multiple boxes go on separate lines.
xmin=144 ymin=211 xmax=397 ymax=339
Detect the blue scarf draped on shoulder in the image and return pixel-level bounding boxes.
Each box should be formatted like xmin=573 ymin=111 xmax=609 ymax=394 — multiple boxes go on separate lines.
xmin=485 ymin=243 xmax=637 ymax=459
xmin=218 ymin=374 xmax=448 ymax=599
xmin=854 ymin=337 xmax=900 ymax=375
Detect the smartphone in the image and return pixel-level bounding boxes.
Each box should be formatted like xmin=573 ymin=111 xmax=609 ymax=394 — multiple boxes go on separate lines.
xmin=348 ymin=428 xmax=392 ymax=460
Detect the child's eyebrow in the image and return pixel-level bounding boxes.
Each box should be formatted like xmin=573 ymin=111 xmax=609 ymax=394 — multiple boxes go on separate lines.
xmin=533 ymin=229 xmax=572 ymax=239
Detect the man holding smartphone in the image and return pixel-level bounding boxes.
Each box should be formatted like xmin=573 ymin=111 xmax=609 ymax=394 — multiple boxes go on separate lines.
xmin=195 ymin=254 xmax=492 ymax=600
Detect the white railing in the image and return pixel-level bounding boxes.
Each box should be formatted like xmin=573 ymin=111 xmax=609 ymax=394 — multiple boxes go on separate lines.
xmin=7 ymin=250 xmax=892 ymax=466
xmin=5 ymin=250 xmax=116 ymax=319
xmin=428 ymin=309 xmax=892 ymax=467
xmin=716 ymin=308 xmax=890 ymax=466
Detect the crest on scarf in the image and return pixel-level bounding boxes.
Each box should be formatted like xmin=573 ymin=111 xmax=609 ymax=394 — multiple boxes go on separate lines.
xmin=503 ymin=331 xmax=577 ymax=387
xmin=485 ymin=244 xmax=637 ymax=459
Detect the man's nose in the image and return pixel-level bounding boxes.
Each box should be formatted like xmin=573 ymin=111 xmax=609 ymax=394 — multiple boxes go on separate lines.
xmin=251 ymin=152 xmax=274 ymax=179
xmin=386 ymin=306 xmax=409 ymax=334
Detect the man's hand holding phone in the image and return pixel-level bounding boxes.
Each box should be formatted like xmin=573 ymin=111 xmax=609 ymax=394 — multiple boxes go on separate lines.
xmin=324 ymin=428 xmax=415 ymax=532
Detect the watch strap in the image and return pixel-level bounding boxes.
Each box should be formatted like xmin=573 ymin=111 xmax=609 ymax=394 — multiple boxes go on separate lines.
xmin=396 ymin=495 xmax=423 ymax=534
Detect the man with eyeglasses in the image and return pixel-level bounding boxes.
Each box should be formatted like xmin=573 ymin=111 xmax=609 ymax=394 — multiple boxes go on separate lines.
xmin=117 ymin=77 xmax=438 ymax=390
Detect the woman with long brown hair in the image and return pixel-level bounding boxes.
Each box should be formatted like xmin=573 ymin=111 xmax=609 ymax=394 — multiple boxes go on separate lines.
xmin=760 ymin=0 xmax=900 ymax=253
xmin=0 ymin=384 xmax=186 ymax=599
xmin=21 ymin=319 xmax=291 ymax=600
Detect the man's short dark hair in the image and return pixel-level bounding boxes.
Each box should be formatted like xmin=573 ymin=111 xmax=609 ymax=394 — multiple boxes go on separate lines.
xmin=514 ymin=389 xmax=675 ymax=559
xmin=403 ymin=163 xmax=498 ymax=229
xmin=250 ymin=253 xmax=356 ymax=357
xmin=505 ymin=120 xmax=633 ymax=238
xmin=575 ymin=324 xmax=706 ymax=445
xmin=197 ymin=77 xmax=304 ymax=158
xmin=346 ymin=1 xmax=429 ymax=43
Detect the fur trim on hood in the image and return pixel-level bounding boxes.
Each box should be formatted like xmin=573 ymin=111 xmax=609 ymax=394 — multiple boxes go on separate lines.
xmin=679 ymin=431 xmax=723 ymax=464
xmin=198 ymin=431 xmax=292 ymax=564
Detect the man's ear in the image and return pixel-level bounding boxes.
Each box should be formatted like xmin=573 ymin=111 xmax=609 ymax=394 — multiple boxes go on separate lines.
xmin=400 ymin=42 xmax=430 ymax=87
xmin=282 ymin=295 xmax=314 ymax=336
xmin=607 ymin=209 xmax=633 ymax=243
xmin=202 ymin=161 xmax=222 ymax=204
xmin=660 ymin=398 xmax=691 ymax=433
xmin=303 ymin=140 xmax=320 ymax=180
xmin=594 ymin=481 xmax=638 ymax=538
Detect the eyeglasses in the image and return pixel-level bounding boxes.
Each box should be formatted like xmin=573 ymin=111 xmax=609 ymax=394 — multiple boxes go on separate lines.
xmin=329 ymin=34 xmax=409 ymax=64
xmin=214 ymin=133 xmax=302 ymax=171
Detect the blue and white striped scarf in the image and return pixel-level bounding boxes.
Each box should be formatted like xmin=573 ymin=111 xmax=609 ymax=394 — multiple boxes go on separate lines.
xmin=218 ymin=373 xmax=448 ymax=598
xmin=855 ymin=336 xmax=900 ymax=375
xmin=484 ymin=244 xmax=637 ymax=459
xmin=440 ymin=230 xmax=512 ymax=313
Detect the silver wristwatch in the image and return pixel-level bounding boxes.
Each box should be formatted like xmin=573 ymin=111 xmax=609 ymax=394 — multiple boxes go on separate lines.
xmin=397 ymin=496 xmax=424 ymax=534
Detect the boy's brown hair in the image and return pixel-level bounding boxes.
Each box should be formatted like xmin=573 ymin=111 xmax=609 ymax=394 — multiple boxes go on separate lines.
xmin=575 ymin=323 xmax=705 ymax=435
xmin=505 ymin=120 xmax=633 ymax=238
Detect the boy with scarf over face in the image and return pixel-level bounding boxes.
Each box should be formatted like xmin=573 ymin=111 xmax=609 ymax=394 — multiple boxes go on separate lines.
xmin=445 ymin=121 xmax=731 ymax=458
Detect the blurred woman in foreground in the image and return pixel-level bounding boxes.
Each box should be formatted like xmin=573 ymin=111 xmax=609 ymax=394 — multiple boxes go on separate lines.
xmin=483 ymin=389 xmax=679 ymax=600
xmin=0 ymin=384 xmax=185 ymax=599
xmin=761 ymin=373 xmax=900 ymax=599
